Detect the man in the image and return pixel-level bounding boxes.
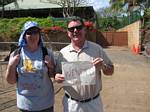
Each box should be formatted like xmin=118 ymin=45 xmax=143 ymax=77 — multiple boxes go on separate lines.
xmin=55 ymin=16 xmax=114 ymax=112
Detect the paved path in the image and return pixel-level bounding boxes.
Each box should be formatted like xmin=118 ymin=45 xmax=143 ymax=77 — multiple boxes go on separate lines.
xmin=102 ymin=46 xmax=150 ymax=112
xmin=0 ymin=46 xmax=150 ymax=112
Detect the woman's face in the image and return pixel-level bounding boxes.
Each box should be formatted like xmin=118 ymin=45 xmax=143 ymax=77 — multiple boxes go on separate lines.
xmin=25 ymin=27 xmax=40 ymax=47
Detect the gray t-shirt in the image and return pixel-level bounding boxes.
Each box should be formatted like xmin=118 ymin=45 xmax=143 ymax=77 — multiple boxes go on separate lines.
xmin=10 ymin=46 xmax=54 ymax=111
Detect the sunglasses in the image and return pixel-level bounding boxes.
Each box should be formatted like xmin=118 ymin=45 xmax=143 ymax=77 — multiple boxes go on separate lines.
xmin=68 ymin=25 xmax=83 ymax=32
xmin=26 ymin=29 xmax=40 ymax=35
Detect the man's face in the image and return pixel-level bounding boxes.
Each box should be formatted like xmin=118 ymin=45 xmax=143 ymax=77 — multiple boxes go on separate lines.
xmin=67 ymin=20 xmax=85 ymax=43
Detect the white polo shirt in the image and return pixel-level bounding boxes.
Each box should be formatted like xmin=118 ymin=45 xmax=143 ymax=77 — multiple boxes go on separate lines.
xmin=60 ymin=40 xmax=113 ymax=100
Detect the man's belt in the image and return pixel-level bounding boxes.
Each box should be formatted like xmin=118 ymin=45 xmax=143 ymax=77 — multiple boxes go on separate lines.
xmin=65 ymin=93 xmax=99 ymax=103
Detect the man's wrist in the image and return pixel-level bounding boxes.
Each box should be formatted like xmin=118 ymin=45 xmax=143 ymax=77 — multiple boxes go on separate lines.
xmin=102 ymin=62 xmax=107 ymax=71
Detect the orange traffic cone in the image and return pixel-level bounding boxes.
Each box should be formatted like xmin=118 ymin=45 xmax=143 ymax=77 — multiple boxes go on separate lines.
xmin=135 ymin=45 xmax=141 ymax=54
xmin=132 ymin=45 xmax=136 ymax=54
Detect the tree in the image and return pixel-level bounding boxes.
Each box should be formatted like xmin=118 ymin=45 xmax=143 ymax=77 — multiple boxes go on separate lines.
xmin=45 ymin=0 xmax=88 ymax=17
xmin=109 ymin=0 xmax=125 ymax=14
xmin=97 ymin=7 xmax=115 ymax=18
xmin=109 ymin=0 xmax=150 ymax=12
xmin=0 ymin=0 xmax=4 ymax=18
xmin=109 ymin=0 xmax=150 ymax=25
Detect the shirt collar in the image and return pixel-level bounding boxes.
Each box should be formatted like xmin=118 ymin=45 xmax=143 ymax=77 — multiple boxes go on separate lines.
xmin=69 ymin=40 xmax=88 ymax=52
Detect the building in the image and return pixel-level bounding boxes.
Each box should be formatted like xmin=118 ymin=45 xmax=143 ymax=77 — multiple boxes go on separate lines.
xmin=0 ymin=0 xmax=95 ymax=19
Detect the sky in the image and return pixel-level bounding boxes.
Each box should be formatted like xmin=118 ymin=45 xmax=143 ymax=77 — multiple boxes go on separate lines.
xmin=90 ymin=0 xmax=110 ymax=10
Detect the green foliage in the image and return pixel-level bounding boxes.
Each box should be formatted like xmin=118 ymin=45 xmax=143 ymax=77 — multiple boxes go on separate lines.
xmin=0 ymin=16 xmax=68 ymax=41
xmin=145 ymin=8 xmax=150 ymax=19
xmin=53 ymin=21 xmax=67 ymax=29
xmin=97 ymin=9 xmax=142 ymax=31
xmin=51 ymin=18 xmax=68 ymax=29
xmin=98 ymin=16 xmax=121 ymax=31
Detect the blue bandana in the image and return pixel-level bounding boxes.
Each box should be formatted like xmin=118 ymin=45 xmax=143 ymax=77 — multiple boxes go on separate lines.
xmin=18 ymin=21 xmax=43 ymax=47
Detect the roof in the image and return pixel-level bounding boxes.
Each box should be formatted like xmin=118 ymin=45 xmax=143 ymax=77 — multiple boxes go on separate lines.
xmin=2 ymin=0 xmax=95 ymax=18
xmin=4 ymin=0 xmax=61 ymax=10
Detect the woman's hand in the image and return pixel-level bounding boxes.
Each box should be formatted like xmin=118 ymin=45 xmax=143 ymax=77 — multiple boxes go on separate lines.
xmin=8 ymin=54 xmax=20 ymax=67
xmin=44 ymin=55 xmax=54 ymax=69
xmin=44 ymin=55 xmax=55 ymax=77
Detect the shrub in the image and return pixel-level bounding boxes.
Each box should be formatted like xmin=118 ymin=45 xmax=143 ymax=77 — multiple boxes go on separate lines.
xmin=0 ymin=16 xmax=68 ymax=42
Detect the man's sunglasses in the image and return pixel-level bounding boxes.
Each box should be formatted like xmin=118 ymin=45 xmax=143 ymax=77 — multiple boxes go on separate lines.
xmin=68 ymin=25 xmax=83 ymax=32
xmin=26 ymin=29 xmax=40 ymax=35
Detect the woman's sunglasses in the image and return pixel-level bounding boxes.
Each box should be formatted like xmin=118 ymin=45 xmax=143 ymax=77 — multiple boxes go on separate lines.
xmin=26 ymin=29 xmax=40 ymax=35
xmin=68 ymin=25 xmax=83 ymax=32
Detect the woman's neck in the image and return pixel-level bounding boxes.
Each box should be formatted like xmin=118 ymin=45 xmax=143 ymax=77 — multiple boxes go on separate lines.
xmin=26 ymin=44 xmax=39 ymax=52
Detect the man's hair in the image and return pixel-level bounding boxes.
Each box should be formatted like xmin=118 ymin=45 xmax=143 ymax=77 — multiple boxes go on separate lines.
xmin=67 ymin=16 xmax=84 ymax=26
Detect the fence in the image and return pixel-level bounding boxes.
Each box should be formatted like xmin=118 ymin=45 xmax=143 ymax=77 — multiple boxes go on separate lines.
xmin=115 ymin=10 xmax=142 ymax=29
xmin=102 ymin=31 xmax=128 ymax=46
xmin=0 ymin=41 xmax=69 ymax=51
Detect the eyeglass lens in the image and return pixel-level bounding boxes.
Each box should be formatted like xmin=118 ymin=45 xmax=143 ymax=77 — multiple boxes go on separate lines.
xmin=26 ymin=29 xmax=40 ymax=35
xmin=68 ymin=25 xmax=83 ymax=32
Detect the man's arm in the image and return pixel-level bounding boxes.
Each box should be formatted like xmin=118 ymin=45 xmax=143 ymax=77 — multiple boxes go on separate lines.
xmin=92 ymin=57 xmax=114 ymax=76
xmin=102 ymin=63 xmax=114 ymax=75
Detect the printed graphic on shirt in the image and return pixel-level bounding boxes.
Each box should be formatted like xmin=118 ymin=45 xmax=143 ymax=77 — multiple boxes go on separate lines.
xmin=18 ymin=59 xmax=47 ymax=96
xmin=23 ymin=59 xmax=34 ymax=72
xmin=23 ymin=59 xmax=43 ymax=73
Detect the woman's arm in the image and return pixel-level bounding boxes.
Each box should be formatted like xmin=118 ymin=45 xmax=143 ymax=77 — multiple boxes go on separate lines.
xmin=5 ymin=54 xmax=20 ymax=84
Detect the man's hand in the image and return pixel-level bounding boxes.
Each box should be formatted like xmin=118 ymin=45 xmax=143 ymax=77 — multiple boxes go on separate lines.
xmin=55 ymin=73 xmax=65 ymax=83
xmin=92 ymin=57 xmax=114 ymax=75
xmin=92 ymin=57 xmax=104 ymax=70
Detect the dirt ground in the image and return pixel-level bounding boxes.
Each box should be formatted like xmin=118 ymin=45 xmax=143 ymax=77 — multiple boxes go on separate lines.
xmin=0 ymin=46 xmax=150 ymax=112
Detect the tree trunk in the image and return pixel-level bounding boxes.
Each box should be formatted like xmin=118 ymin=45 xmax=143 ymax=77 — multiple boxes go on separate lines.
xmin=1 ymin=0 xmax=4 ymax=18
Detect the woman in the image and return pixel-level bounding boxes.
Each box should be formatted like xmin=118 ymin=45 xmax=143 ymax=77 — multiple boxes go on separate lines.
xmin=5 ymin=21 xmax=55 ymax=112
